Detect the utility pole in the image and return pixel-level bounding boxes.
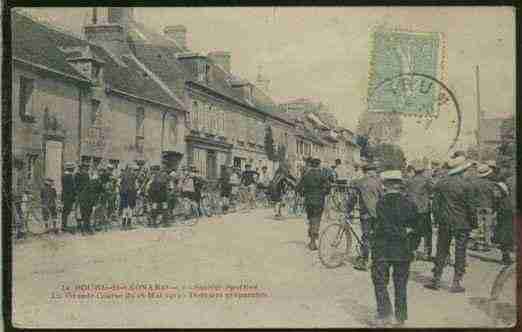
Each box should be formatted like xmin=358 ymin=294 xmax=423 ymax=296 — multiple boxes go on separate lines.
xmin=475 ymin=65 xmax=482 ymax=161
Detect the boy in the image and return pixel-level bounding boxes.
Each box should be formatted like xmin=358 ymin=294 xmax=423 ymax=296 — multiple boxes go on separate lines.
xmin=41 ymin=178 xmax=58 ymax=234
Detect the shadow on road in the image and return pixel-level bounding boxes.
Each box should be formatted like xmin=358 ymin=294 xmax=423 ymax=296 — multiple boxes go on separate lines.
xmin=468 ymin=253 xmax=503 ymax=265
xmin=409 ymin=270 xmax=451 ymax=291
xmin=468 ymin=296 xmax=516 ymax=327
xmin=337 ymin=297 xmax=375 ymax=327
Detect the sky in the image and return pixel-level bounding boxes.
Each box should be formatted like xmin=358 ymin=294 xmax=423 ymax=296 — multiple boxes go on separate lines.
xmin=21 ymin=7 xmax=515 ymax=159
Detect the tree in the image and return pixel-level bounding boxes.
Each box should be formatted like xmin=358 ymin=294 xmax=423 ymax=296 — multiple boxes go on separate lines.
xmin=264 ymin=125 xmax=276 ymax=161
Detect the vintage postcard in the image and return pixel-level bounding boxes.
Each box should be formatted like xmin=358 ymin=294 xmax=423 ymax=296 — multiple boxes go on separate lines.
xmin=7 ymin=6 xmax=517 ymax=329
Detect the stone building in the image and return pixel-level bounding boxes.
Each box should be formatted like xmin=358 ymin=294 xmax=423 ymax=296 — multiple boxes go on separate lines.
xmin=12 ymin=10 xmax=187 ymax=193
xmin=107 ymin=8 xmax=296 ymax=179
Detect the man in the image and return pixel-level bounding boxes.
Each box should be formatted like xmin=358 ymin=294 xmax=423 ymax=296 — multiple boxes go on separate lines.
xmin=192 ymin=166 xmax=205 ymax=217
xmin=257 ymin=166 xmax=271 ymax=208
xmin=352 ymin=162 xmax=384 ymax=270
xmin=229 ymin=166 xmax=242 ymax=211
xmin=13 ymin=157 xmax=26 ymax=239
xmin=371 ymin=170 xmax=418 ymax=327
xmin=425 ymin=156 xmax=478 ymax=293
xmin=61 ymin=162 xmax=77 ymax=233
xmin=405 ymin=160 xmax=434 ymax=261
xmin=241 ymin=164 xmax=259 ymax=212
xmin=41 ymin=178 xmax=58 ymax=234
xmin=468 ymin=164 xmax=497 ymax=252
xmin=147 ymin=164 xmax=169 ymax=227
xmin=493 ymin=181 xmax=514 ymax=265
xmin=96 ymin=164 xmax=114 ymax=231
xmin=120 ymin=163 xmax=138 ymax=230
xmin=105 ymin=164 xmax=119 ymax=222
xmin=296 ymin=157 xmax=330 ymax=250
xmin=76 ymin=162 xmax=94 ymax=235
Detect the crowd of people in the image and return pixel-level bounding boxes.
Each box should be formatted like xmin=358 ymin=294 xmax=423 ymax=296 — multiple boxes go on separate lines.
xmin=12 ymin=150 xmax=516 ymax=327
xmin=293 ymin=152 xmax=516 ymax=327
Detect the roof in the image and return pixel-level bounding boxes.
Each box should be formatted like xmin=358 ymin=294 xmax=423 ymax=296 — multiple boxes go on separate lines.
xmin=12 ymin=11 xmax=184 ymax=110
xmin=127 ymin=20 xmax=290 ymax=125
xmin=12 ymin=11 xmax=89 ymax=81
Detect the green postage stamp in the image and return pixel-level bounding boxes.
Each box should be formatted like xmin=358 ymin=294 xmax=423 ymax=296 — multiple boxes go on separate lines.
xmin=368 ymin=28 xmax=446 ymax=117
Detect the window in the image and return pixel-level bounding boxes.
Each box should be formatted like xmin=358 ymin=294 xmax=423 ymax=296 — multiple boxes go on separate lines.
xmin=136 ymin=107 xmax=145 ymax=138
xmin=19 ymin=77 xmax=35 ymax=121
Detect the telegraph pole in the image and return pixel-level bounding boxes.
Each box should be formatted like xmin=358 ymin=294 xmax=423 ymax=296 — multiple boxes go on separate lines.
xmin=475 ymin=65 xmax=482 ymax=161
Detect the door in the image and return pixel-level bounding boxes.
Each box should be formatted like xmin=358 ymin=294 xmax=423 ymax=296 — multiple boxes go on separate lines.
xmin=45 ymin=141 xmax=63 ymax=195
xmin=207 ymin=151 xmax=217 ymax=180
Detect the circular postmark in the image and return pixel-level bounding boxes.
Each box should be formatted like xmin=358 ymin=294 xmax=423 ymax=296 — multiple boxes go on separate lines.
xmin=367 ymin=72 xmax=462 ymax=156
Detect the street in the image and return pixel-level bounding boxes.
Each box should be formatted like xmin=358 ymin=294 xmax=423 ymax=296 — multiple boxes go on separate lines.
xmin=12 ymin=209 xmax=515 ymax=328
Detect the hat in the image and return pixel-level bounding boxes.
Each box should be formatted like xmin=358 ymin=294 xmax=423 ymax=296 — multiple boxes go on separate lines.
xmin=486 ymin=160 xmax=497 ymax=168
xmin=190 ymin=165 xmax=198 ymax=172
xmin=431 ymin=158 xmax=442 ymax=167
xmin=262 ymin=165 xmax=268 ymax=169
xmin=451 ymin=150 xmax=467 ymax=159
xmin=363 ymin=162 xmax=377 ymax=171
xmin=80 ymin=162 xmax=90 ymax=168
xmin=477 ymin=164 xmax=493 ymax=178
xmin=169 ymin=171 xmax=177 ymax=177
xmin=448 ymin=156 xmax=473 ymax=176
xmin=64 ymin=161 xmax=76 ymax=169
xmin=150 ymin=164 xmax=161 ymax=170
xmin=310 ymin=158 xmax=321 ymax=166
xmin=380 ymin=170 xmax=403 ymax=181
xmin=130 ymin=163 xmax=139 ymax=170
xmin=44 ymin=178 xmax=54 ymax=183
xmin=245 ymin=164 xmax=252 ymax=168
xmin=107 ymin=164 xmax=115 ymax=170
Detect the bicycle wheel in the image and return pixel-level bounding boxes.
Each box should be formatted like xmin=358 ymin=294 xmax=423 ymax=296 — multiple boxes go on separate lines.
xmin=489 ymin=263 xmax=516 ymax=326
xmin=319 ymin=223 xmax=353 ymax=268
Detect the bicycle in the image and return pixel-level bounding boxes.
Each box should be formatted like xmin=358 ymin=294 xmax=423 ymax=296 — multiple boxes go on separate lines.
xmin=318 ymin=186 xmax=364 ymax=268
xmin=489 ymin=262 xmax=516 ymax=326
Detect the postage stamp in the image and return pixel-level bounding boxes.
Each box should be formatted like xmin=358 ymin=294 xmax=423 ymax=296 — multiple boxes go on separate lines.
xmin=368 ymin=28 xmax=447 ymax=117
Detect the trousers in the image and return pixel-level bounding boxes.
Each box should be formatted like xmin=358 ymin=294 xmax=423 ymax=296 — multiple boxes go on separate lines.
xmin=306 ymin=205 xmax=323 ymax=238
xmin=433 ymin=224 xmax=470 ymax=278
xmin=413 ymin=212 xmax=433 ymax=254
xmin=360 ymin=217 xmax=374 ymax=261
xmin=371 ymin=260 xmax=410 ymax=322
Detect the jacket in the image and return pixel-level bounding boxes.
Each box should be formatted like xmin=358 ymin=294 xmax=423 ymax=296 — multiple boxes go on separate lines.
xmin=62 ymin=172 xmax=76 ymax=202
xmin=405 ymin=173 xmax=433 ymax=213
xmin=432 ymin=175 xmax=477 ymax=230
xmin=372 ymin=191 xmax=418 ymax=261
xmin=41 ymin=184 xmax=57 ymax=208
xmin=352 ymin=175 xmax=384 ymax=219
xmin=296 ymin=167 xmax=330 ymax=208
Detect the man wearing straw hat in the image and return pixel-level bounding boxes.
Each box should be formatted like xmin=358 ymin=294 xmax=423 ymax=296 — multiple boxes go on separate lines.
xmin=425 ymin=156 xmax=478 ymax=293
xmin=468 ymin=164 xmax=497 ymax=252
xmin=405 ymin=159 xmax=434 ymax=261
xmin=371 ymin=170 xmax=418 ymax=327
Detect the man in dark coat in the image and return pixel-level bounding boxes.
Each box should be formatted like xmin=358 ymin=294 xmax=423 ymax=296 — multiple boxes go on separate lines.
xmin=352 ymin=163 xmax=384 ymax=270
xmin=61 ymin=162 xmax=77 ymax=233
xmin=147 ymin=164 xmax=169 ymax=227
xmin=241 ymin=164 xmax=259 ymax=211
xmin=493 ymin=176 xmax=515 ymax=265
xmin=41 ymin=178 xmax=58 ymax=233
xmin=371 ymin=170 xmax=418 ymax=327
xmin=425 ymin=157 xmax=478 ymax=293
xmin=405 ymin=160 xmax=434 ymax=260
xmin=120 ymin=164 xmax=139 ymax=230
xmin=468 ymin=164 xmax=498 ymax=251
xmin=296 ymin=158 xmax=330 ymax=250
xmin=76 ymin=162 xmax=94 ymax=235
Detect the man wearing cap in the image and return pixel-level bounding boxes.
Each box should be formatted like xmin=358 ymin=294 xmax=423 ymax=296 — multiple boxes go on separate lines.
xmin=13 ymin=157 xmax=26 ymax=239
xmin=76 ymin=162 xmax=93 ymax=235
xmin=41 ymin=178 xmax=58 ymax=234
xmin=468 ymin=164 xmax=497 ymax=251
xmin=351 ymin=162 xmax=384 ymax=270
xmin=61 ymin=162 xmax=77 ymax=233
xmin=405 ymin=160 xmax=434 ymax=261
xmin=147 ymin=164 xmax=169 ymax=227
xmin=241 ymin=164 xmax=259 ymax=212
xmin=95 ymin=164 xmax=114 ymax=231
xmin=492 ymin=181 xmax=515 ymax=265
xmin=296 ymin=157 xmax=330 ymax=250
xmin=425 ymin=156 xmax=478 ymax=293
xmin=371 ymin=170 xmax=418 ymax=327
xmin=120 ymin=163 xmax=139 ymax=230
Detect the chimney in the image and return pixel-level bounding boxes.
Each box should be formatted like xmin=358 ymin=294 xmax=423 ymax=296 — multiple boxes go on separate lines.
xmin=164 ymin=25 xmax=188 ymax=50
xmin=207 ymin=51 xmax=231 ymax=73
xmin=84 ymin=7 xmax=133 ymax=56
